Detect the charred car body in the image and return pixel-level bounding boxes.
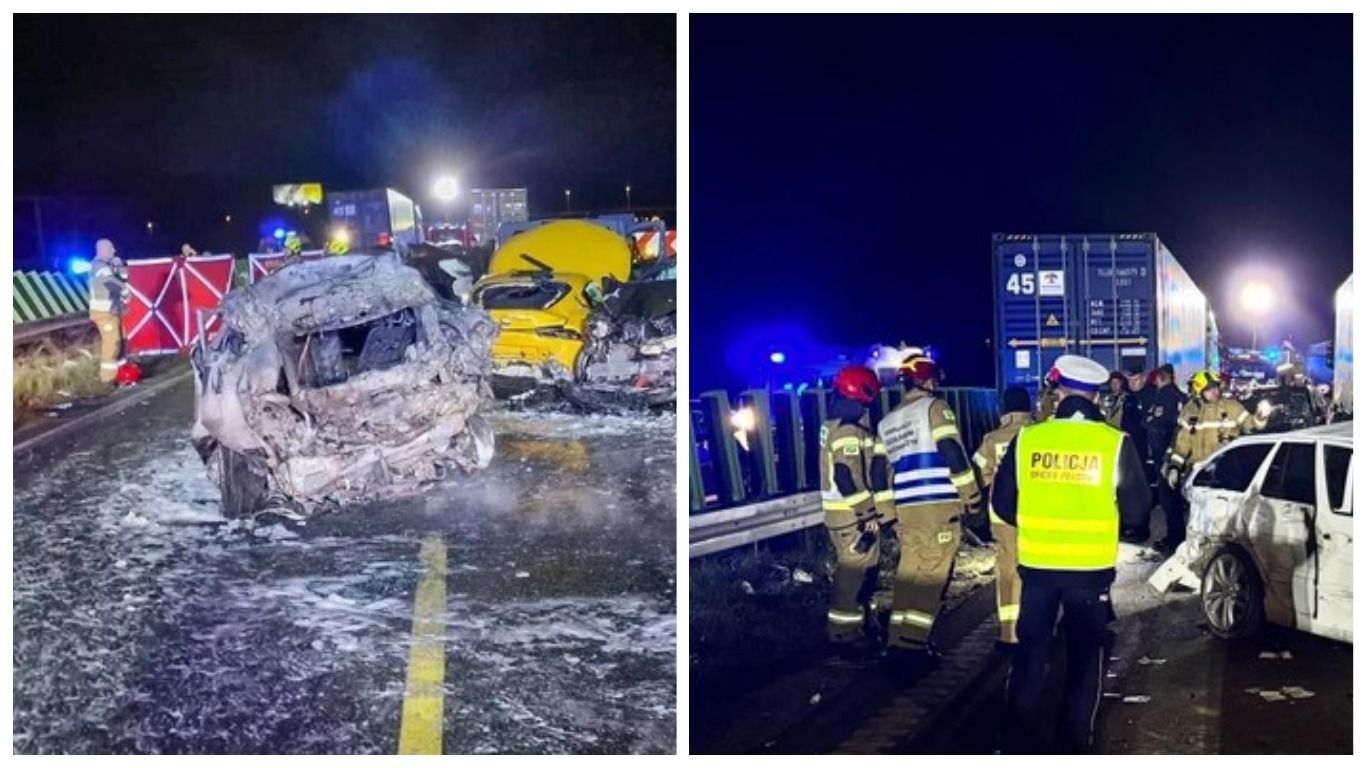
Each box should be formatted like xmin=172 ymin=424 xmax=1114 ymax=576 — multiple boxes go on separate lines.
xmin=191 ymin=253 xmax=497 ymax=517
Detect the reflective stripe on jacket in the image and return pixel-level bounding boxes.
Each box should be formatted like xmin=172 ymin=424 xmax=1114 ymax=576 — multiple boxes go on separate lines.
xmin=879 ymin=396 xmax=958 ymax=506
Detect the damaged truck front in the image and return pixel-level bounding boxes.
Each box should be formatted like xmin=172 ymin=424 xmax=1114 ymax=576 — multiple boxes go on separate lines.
xmin=191 ymin=253 xmax=498 ymax=517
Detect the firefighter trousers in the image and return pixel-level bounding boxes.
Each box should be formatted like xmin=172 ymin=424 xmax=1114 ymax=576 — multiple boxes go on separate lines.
xmin=90 ymin=311 xmax=124 ymax=383
xmin=990 ymin=515 xmax=1021 ymax=644
xmin=888 ymin=501 xmax=960 ymax=649
xmin=1005 ymin=581 xmax=1114 ymax=753
xmin=826 ymin=523 xmax=879 ymax=642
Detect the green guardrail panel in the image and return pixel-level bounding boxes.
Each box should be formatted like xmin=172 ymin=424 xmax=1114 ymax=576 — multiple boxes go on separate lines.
xmin=799 ymin=387 xmax=828 ymax=490
xmin=41 ymin=273 xmax=79 ymax=315
xmin=698 ymin=390 xmax=745 ymax=506
xmin=771 ymin=391 xmax=806 ymax=494
xmin=740 ymin=389 xmax=779 ymax=498
xmin=689 ymin=416 xmax=706 ymax=514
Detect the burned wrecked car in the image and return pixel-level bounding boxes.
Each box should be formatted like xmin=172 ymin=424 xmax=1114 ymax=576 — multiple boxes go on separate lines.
xmin=566 ymin=278 xmax=676 ymax=410
xmin=191 ymin=253 xmax=498 ymax=517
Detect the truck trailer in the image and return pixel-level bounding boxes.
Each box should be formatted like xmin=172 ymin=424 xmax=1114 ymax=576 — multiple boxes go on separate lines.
xmin=992 ymin=232 xmax=1214 ymax=390
xmin=327 ymin=188 xmax=424 ymax=252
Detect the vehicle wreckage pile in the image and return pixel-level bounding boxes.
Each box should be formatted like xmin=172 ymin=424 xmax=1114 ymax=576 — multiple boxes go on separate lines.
xmin=191 ymin=254 xmax=497 ymax=517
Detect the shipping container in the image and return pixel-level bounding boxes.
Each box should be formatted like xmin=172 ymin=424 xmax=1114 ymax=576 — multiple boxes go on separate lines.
xmin=1332 ymin=274 xmax=1352 ymax=414
xmin=992 ymin=233 xmax=1213 ymax=391
xmin=327 ymin=188 xmax=424 ymax=250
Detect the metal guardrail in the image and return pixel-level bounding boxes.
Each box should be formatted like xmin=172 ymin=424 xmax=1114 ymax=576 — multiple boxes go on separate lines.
xmin=689 ymin=492 xmax=822 ymax=558
xmin=689 ymin=385 xmax=1001 ymax=556
xmin=14 ymin=270 xmax=90 ymax=325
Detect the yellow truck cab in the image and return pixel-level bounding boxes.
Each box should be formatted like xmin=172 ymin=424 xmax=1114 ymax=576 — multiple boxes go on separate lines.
xmin=472 ymin=220 xmax=631 ymax=379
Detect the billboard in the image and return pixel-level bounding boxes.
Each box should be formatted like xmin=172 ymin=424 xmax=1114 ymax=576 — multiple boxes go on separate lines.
xmin=272 ymin=183 xmax=324 ymax=207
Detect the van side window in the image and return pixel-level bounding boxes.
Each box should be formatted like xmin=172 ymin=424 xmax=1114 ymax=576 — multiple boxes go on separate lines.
xmin=1260 ymin=442 xmax=1317 ymax=506
xmin=1191 ymin=443 xmax=1274 ymax=492
xmin=1324 ymin=445 xmax=1352 ymax=514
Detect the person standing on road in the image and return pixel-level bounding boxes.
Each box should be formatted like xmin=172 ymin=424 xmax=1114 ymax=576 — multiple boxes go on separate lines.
xmin=1144 ymin=363 xmax=1186 ymax=551
xmin=87 ymin=238 xmax=129 ymax=384
xmin=1159 ymin=370 xmax=1266 ymax=550
xmin=990 ymin=355 xmax=1150 ymax=753
xmin=1100 ymin=371 xmax=1127 ymax=427
xmin=877 ymin=354 xmax=985 ymax=659
xmin=972 ymin=386 xmax=1034 ymax=647
xmin=820 ymin=365 xmax=895 ymax=650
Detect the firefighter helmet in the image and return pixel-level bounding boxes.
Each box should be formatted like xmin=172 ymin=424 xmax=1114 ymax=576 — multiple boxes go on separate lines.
xmin=1191 ymin=369 xmax=1222 ymax=395
xmin=897 ymin=355 xmax=942 ymax=389
xmin=833 ymin=365 xmax=881 ymax=404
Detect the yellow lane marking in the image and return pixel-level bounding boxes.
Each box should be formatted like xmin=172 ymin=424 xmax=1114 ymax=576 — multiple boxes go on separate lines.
xmin=398 ymin=534 xmax=447 ymax=754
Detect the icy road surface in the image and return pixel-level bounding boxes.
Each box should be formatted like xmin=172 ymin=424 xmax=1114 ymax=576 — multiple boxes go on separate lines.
xmin=13 ymin=381 xmax=676 ymax=754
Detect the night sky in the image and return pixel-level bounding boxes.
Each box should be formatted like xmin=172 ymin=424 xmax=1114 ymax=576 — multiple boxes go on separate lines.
xmin=690 ymin=14 xmax=1352 ymax=391
xmin=14 ymin=14 xmax=675 ymax=262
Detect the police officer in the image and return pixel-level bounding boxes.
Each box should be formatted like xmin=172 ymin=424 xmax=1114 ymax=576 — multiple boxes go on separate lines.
xmin=820 ymin=365 xmax=895 ymax=649
xmin=972 ymin=386 xmax=1033 ymax=646
xmin=877 ymin=354 xmax=985 ymax=657
xmin=991 ymin=355 xmax=1150 ymax=753
xmin=1159 ymin=369 xmax=1266 ymax=550
xmin=88 ymin=238 xmax=129 ymax=384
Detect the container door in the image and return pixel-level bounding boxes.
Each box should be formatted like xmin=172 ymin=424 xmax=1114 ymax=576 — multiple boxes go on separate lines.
xmin=996 ymin=236 xmax=1071 ymax=389
xmin=1078 ymin=235 xmax=1156 ymax=375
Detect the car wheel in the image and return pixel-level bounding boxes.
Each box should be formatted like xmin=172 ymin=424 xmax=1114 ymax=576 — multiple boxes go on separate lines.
xmin=1200 ymin=545 xmax=1265 ymax=640
xmin=214 ymin=445 xmax=270 ymax=519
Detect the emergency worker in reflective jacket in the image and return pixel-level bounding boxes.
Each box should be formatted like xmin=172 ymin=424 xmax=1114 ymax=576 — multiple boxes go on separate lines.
xmin=992 ymin=355 xmax=1150 ymax=752
xmin=820 ymin=365 xmax=895 ymax=647
xmin=877 ymin=355 xmax=985 ymax=658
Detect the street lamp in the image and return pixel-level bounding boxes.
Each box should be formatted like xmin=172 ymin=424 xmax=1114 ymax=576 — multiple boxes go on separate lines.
xmin=564 ymin=188 xmax=572 ymax=212
xmin=1240 ymin=280 xmax=1274 ymax=347
xmin=433 ymin=175 xmax=460 ymax=203
xmin=625 ymin=184 xmax=632 ymax=210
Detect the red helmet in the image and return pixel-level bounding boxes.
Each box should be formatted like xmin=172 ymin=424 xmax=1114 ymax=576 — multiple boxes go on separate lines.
xmin=115 ymin=361 xmax=142 ymax=386
xmin=833 ymin=365 xmax=880 ymax=404
xmin=897 ymin=355 xmax=941 ymax=389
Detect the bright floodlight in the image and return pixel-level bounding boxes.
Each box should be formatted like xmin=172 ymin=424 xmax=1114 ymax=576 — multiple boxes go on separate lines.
xmin=433 ymin=176 xmax=460 ymax=202
xmin=1240 ymin=281 xmax=1274 ymax=315
xmin=769 ymin=351 xmax=786 ymax=364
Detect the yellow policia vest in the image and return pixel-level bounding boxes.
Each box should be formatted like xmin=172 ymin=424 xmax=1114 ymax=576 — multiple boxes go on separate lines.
xmin=1014 ymin=419 xmax=1123 ymax=571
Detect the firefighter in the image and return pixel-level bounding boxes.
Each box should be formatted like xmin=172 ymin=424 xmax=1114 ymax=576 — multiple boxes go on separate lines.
xmin=972 ymin=385 xmax=1033 ymax=646
xmin=820 ymin=365 xmax=895 ymax=648
xmin=877 ymin=354 xmax=985 ymax=657
xmin=87 ymin=238 xmax=129 ymax=384
xmin=284 ymin=230 xmax=304 ymax=256
xmin=1159 ymin=369 xmax=1266 ymax=550
xmin=991 ymin=355 xmax=1150 ymax=753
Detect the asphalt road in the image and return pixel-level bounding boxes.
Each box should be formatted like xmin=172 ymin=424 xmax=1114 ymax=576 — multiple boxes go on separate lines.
xmin=13 ymin=380 xmax=676 ymax=754
xmin=928 ymin=540 xmax=1354 ymax=754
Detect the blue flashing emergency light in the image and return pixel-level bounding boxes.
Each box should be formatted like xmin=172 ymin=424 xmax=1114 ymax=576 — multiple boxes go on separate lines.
xmin=769 ymin=351 xmax=787 ymax=364
xmin=68 ymin=257 xmax=92 ymax=275
xmin=273 ymin=227 xmax=286 ymax=240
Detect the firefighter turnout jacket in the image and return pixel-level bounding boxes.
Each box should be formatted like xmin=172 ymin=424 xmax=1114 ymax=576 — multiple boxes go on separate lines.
xmin=820 ymin=417 xmax=893 ymax=529
xmin=1165 ymin=397 xmax=1260 ymax=477
xmin=974 ymin=411 xmax=1034 ymax=501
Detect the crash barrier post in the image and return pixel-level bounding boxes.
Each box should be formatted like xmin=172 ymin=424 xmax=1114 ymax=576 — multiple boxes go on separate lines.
xmin=798 ymin=387 xmax=828 ymax=491
xmin=14 ymin=270 xmax=90 ymax=324
xmin=771 ymin=391 xmax=807 ymax=492
xmin=696 ymin=390 xmax=746 ymax=506
xmin=740 ymin=388 xmax=780 ymax=498
xmin=122 ymin=253 xmax=236 ymax=356
xmin=247 ymin=249 xmax=328 ymax=284
xmin=691 ymin=386 xmax=1000 ymax=516
xmin=689 ymin=418 xmax=707 ymax=513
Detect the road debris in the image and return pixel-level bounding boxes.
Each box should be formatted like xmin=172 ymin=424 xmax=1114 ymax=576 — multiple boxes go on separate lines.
xmin=792 ymin=569 xmax=814 ymax=585
xmin=809 ymin=693 xmax=822 ymax=706
xmin=1258 ymin=650 xmax=1294 ymax=661
xmin=1137 ymin=655 xmax=1167 ymax=666
xmin=1121 ymin=695 xmax=1151 ymax=704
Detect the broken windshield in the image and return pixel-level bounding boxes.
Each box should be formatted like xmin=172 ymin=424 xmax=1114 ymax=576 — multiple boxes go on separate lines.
xmin=477 ymin=281 xmax=570 ymax=310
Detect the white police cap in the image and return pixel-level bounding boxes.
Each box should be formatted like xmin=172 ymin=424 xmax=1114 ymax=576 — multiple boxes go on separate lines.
xmin=1048 ymin=354 xmax=1110 ymax=392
